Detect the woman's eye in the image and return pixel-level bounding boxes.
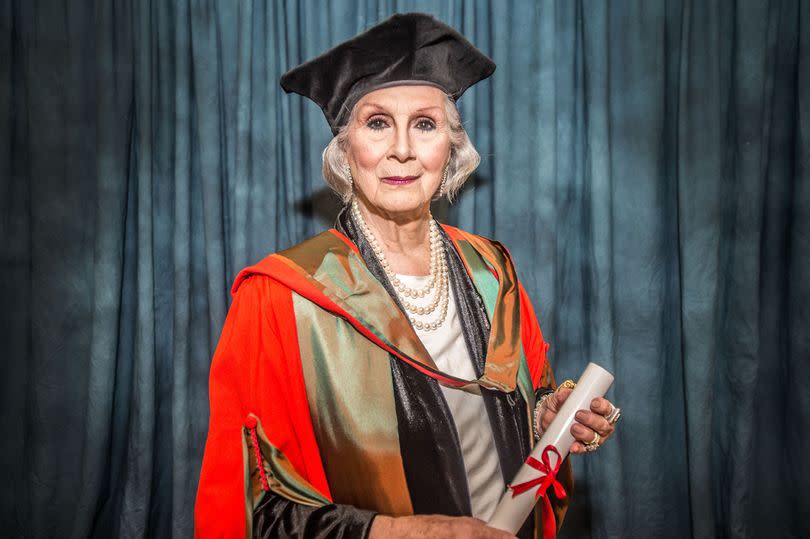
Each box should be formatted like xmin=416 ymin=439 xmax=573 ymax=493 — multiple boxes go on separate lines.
xmin=415 ymin=119 xmax=436 ymax=131
xmin=366 ymin=118 xmax=388 ymax=130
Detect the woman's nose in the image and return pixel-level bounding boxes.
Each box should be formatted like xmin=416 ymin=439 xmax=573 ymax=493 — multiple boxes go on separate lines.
xmin=389 ymin=125 xmax=414 ymax=162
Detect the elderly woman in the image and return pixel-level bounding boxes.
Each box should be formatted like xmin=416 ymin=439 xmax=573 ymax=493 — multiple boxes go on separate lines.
xmin=195 ymin=13 xmax=619 ymax=539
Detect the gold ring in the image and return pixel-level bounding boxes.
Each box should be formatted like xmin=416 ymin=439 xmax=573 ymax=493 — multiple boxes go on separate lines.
xmin=584 ymin=431 xmax=601 ymax=453
xmin=556 ymin=379 xmax=576 ymax=393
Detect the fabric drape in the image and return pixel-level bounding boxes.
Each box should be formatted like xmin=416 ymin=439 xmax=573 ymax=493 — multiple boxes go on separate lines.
xmin=1 ymin=1 xmax=807 ymax=538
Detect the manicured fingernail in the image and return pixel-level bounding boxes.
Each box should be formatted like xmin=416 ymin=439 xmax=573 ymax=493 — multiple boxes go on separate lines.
xmin=576 ymin=411 xmax=586 ymax=421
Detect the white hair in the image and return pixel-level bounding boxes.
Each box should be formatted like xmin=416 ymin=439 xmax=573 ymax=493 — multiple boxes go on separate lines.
xmin=322 ymin=94 xmax=480 ymax=203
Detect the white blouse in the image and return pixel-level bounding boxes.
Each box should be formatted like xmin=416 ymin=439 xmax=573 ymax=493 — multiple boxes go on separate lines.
xmin=396 ymin=273 xmax=505 ymax=520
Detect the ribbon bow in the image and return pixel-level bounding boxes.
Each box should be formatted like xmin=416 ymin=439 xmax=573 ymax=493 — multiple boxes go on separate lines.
xmin=507 ymin=445 xmax=567 ymax=539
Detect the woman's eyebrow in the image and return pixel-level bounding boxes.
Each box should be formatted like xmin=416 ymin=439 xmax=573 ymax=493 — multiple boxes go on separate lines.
xmin=357 ymin=103 xmax=442 ymax=115
xmin=413 ymin=106 xmax=442 ymax=114
xmin=358 ymin=102 xmax=387 ymax=112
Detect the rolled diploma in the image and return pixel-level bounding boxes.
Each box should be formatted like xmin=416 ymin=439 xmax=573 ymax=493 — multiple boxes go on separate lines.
xmin=488 ymin=362 xmax=614 ymax=533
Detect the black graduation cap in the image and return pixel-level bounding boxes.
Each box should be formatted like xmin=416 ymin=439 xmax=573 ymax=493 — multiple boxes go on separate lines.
xmin=280 ymin=12 xmax=496 ymax=134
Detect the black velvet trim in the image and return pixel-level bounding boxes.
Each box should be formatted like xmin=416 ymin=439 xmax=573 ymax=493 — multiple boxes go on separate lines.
xmin=536 ymin=387 xmax=555 ymax=401
xmin=252 ymin=493 xmax=377 ymax=539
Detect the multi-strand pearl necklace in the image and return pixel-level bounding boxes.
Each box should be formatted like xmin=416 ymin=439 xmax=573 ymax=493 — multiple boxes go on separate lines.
xmin=351 ymin=199 xmax=450 ymax=331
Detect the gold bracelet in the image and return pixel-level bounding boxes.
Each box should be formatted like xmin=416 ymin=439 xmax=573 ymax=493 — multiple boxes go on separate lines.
xmin=532 ymin=392 xmax=555 ymax=440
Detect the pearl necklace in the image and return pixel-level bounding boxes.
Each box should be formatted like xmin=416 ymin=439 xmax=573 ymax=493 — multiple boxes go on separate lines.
xmin=351 ymin=200 xmax=450 ymax=331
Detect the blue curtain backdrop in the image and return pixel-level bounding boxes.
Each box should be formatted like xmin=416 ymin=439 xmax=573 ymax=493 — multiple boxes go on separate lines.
xmin=2 ymin=1 xmax=808 ymax=537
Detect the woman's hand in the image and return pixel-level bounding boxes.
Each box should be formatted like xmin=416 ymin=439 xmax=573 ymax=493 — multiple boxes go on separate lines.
xmin=538 ymin=388 xmax=619 ymax=454
xmin=368 ymin=514 xmax=517 ymax=539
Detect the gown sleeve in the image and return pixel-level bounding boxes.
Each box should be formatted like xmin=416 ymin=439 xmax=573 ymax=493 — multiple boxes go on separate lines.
xmin=517 ymin=281 xmax=574 ymax=532
xmin=195 ymin=274 xmax=376 ymax=538
xmin=252 ymin=493 xmax=377 ymax=538
xmin=518 ymin=282 xmax=556 ymax=392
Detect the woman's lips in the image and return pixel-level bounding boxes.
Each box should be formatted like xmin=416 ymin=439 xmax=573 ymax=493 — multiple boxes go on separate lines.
xmin=381 ymin=176 xmax=419 ymax=185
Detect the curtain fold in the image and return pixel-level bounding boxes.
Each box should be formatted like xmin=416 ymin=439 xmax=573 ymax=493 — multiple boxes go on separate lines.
xmin=1 ymin=1 xmax=807 ymax=537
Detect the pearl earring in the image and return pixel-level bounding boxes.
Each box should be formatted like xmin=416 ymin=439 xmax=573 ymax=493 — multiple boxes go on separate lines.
xmin=439 ymin=167 xmax=449 ymax=197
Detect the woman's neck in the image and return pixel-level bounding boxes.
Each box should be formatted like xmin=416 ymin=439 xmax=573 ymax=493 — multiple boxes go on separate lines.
xmin=354 ymin=199 xmax=433 ymax=276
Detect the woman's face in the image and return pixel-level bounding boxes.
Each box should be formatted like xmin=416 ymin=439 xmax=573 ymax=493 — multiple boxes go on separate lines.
xmin=345 ymin=85 xmax=451 ymax=220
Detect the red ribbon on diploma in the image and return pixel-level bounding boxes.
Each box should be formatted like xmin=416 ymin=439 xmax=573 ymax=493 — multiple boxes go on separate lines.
xmin=507 ymin=445 xmax=567 ymax=539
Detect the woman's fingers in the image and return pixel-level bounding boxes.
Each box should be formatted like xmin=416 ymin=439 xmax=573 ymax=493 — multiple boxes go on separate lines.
xmin=575 ymin=410 xmax=613 ymax=437
xmin=570 ymin=421 xmax=599 ymax=444
xmin=552 ymin=387 xmax=573 ymax=409
xmin=570 ymin=399 xmax=618 ymax=452
xmin=590 ymin=397 xmax=614 ymax=416
xmin=540 ymin=388 xmax=569 ymax=430
xmin=541 ymin=391 xmax=619 ymax=453
xmin=569 ymin=441 xmax=586 ymax=454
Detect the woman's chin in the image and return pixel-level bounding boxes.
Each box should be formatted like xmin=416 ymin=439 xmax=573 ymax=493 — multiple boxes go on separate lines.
xmin=365 ymin=193 xmax=432 ymax=219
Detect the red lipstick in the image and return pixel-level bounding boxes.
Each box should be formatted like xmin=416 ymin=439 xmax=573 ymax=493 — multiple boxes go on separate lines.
xmin=382 ymin=176 xmax=419 ymax=185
